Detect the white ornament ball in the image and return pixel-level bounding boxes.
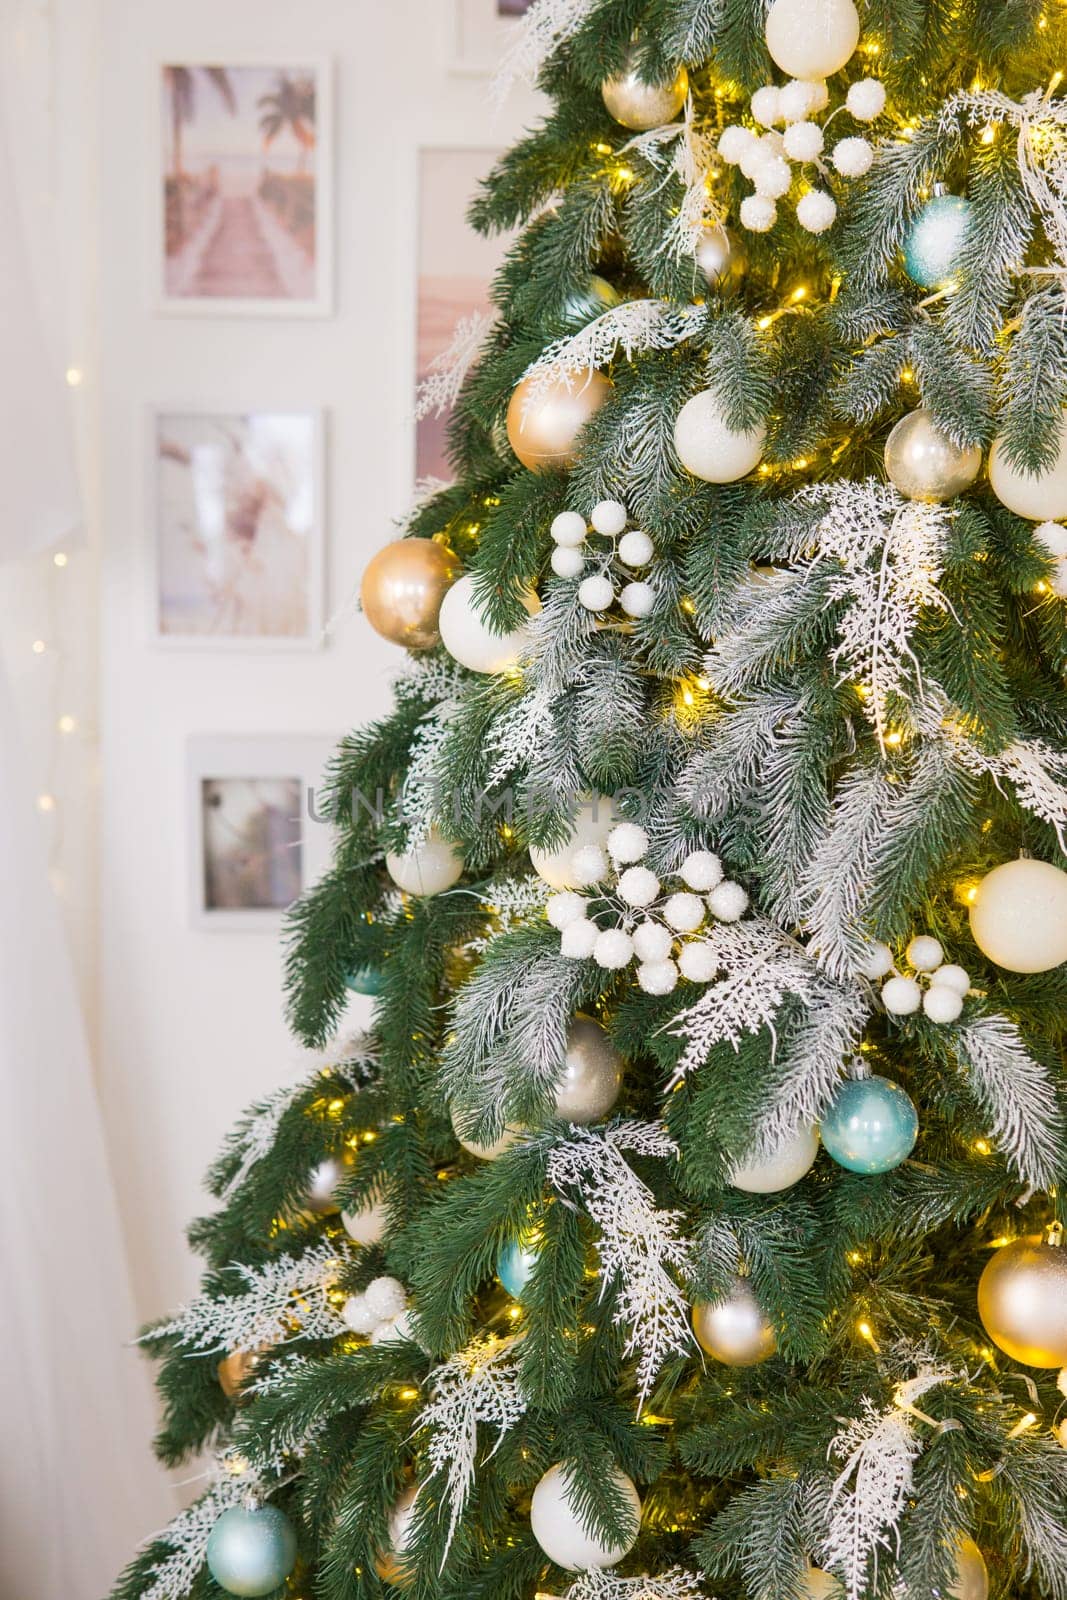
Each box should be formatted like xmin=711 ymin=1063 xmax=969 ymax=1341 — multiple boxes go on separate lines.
xmin=882 ymin=975 xmax=923 ymax=1016
xmin=663 ymin=892 xmax=705 ymax=933
xmin=577 ymin=573 xmax=615 ymax=612
xmin=632 ymin=920 xmax=674 ymax=963
xmin=831 ymin=135 xmax=874 ymax=176
xmin=594 ymin=928 xmax=635 ymax=970
xmin=778 ymin=79 xmax=822 ymax=122
xmin=551 ymin=546 xmax=586 ymax=579
xmin=638 ymin=959 xmax=679 ymax=995
xmin=451 ymin=1105 xmax=523 ymax=1161
xmin=391 ymin=1309 xmax=420 ymax=1343
xmin=970 ymin=857 xmax=1067 ymax=973
xmin=930 ymin=963 xmax=970 ymax=996
xmin=730 ymin=1123 xmax=820 ymax=1193
xmin=530 ymin=1463 xmax=641 ymax=1572
xmin=707 ymin=880 xmax=749 ymax=922
xmin=989 ymin=412 xmax=1067 ymax=521
xmin=620 ymin=581 xmax=655 ymax=618
xmin=607 ymin=822 xmax=649 ymax=864
xmin=439 ymin=573 xmax=540 ymax=674
xmin=342 ymin=1197 xmax=388 ymax=1246
xmin=551 ymin=511 xmax=587 ymax=548
xmin=618 ymin=866 xmax=661 ymax=907
xmin=740 ymin=194 xmax=778 ymax=233
xmin=1050 ymin=559 xmax=1067 ymax=599
xmin=618 ymin=529 xmax=654 ymax=567
xmin=531 ymin=798 xmax=617 ymax=889
xmin=765 ymin=0 xmax=860 ymax=78
xmin=386 ymin=826 xmax=464 ymax=896
xmin=342 ymin=1293 xmax=379 ymax=1336
xmin=783 ymin=121 xmax=824 ymax=162
xmin=674 ymin=391 xmax=766 ymax=482
xmin=846 ymin=78 xmax=887 ymax=122
xmin=561 ymin=919 xmax=599 ymax=959
xmin=547 ymin=891 xmax=589 ymax=931
xmin=365 ymin=1276 xmax=407 ymax=1321
xmin=677 ymin=940 xmax=719 ymax=983
xmin=739 ymin=140 xmax=774 ymax=182
xmin=906 ymin=935 xmax=944 ymax=972
xmin=681 ymin=850 xmax=724 ymax=891
xmin=571 ymin=843 xmax=610 ymax=886
xmin=1035 ymin=520 xmax=1067 ymax=557
xmin=796 ymin=189 xmax=838 ymax=234
xmin=858 ymin=940 xmax=895 ymax=980
xmin=804 ymin=79 xmax=831 ymax=112
xmin=590 ymin=499 xmax=628 ymax=536
xmin=754 ymin=156 xmax=794 ymax=200
xmin=718 ymin=125 xmax=757 ymax=165
xmin=557 ymin=1016 xmax=623 ymax=1123
xmin=923 ymin=985 xmax=964 ymax=1025
xmin=751 ymin=85 xmax=784 ymax=127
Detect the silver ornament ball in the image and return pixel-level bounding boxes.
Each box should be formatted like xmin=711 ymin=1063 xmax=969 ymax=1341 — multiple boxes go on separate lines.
xmin=601 ymin=48 xmax=688 ymax=132
xmin=693 ymin=1278 xmax=777 ymax=1366
xmin=553 ymin=1015 xmax=623 ymax=1124
xmin=695 ymin=223 xmax=749 ymax=295
xmin=884 ymin=408 xmax=982 ymax=503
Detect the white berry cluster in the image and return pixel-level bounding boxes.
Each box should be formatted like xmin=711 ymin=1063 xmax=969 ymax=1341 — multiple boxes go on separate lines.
xmin=1036 ymin=521 xmax=1067 ymax=598
xmin=550 ymin=499 xmax=657 ymax=619
xmin=718 ymin=76 xmax=885 ymax=236
xmin=341 ymin=1275 xmax=416 ymax=1345
xmin=546 ymin=822 xmax=750 ymax=995
xmin=859 ymin=935 xmax=971 ymax=1025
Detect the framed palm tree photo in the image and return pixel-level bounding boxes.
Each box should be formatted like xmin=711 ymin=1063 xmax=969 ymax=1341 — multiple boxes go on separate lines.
xmin=156 ymin=60 xmax=332 ymax=315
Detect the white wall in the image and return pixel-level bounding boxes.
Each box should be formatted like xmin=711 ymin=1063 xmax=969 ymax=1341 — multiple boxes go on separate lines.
xmin=96 ymin=0 xmax=540 ymax=1341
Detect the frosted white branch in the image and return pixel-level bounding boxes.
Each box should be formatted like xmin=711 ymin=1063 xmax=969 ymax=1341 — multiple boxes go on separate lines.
xmin=620 ymin=98 xmax=724 ymax=261
xmin=948 ymin=733 xmax=1067 ymax=852
xmin=944 ymin=89 xmax=1067 ymax=277
xmin=952 ymin=1014 xmax=1064 ymax=1189
xmin=145 ymin=1243 xmax=347 ymax=1355
xmin=557 ymin=1571 xmax=706 ymax=1600
xmin=493 ymin=0 xmax=598 ymax=103
xmin=414 ymin=310 xmax=495 ymax=420
xmin=466 ymin=873 xmax=550 ymax=954
xmin=519 ymin=300 xmax=708 ymax=411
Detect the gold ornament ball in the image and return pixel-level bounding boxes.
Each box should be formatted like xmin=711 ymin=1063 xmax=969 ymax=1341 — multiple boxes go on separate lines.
xmin=693 ymin=1279 xmax=778 ymax=1366
xmin=799 ymin=1570 xmax=844 ymax=1600
xmin=374 ymin=1484 xmax=419 ymax=1588
xmin=506 ymin=369 xmax=611 ymax=472
xmin=949 ymin=1537 xmax=989 ymax=1600
xmin=969 ymin=857 xmax=1067 ymax=973
xmin=884 ymin=409 xmax=982 ymax=503
xmin=217 ymin=1346 xmax=262 ymax=1400
xmin=361 ymin=538 xmax=458 ymax=650
xmin=601 ymin=49 xmax=688 ymax=132
xmin=695 ymin=223 xmax=749 ymax=296
xmin=554 ymin=1015 xmax=623 ymax=1124
xmin=978 ymin=1236 xmax=1067 ymax=1368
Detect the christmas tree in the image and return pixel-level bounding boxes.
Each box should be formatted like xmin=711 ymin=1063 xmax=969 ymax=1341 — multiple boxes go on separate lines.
xmin=112 ymin=3 xmax=1067 ymax=1599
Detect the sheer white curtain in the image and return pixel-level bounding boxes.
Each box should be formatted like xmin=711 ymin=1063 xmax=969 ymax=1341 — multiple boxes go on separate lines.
xmin=0 ymin=0 xmax=174 ymax=1594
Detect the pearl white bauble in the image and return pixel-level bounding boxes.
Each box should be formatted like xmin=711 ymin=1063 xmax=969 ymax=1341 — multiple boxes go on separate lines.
xmin=451 ymin=1105 xmax=523 ymax=1160
xmin=693 ymin=1279 xmax=778 ymax=1365
xmin=906 ymin=935 xmax=943 ymax=971
xmin=663 ymin=892 xmax=706 ymax=932
xmin=342 ymin=1197 xmax=388 ymax=1246
xmin=620 ymin=581 xmax=656 ymax=618
xmin=831 ymin=135 xmax=873 ymax=176
xmin=632 ymin=920 xmax=674 ymax=963
xmin=796 ymin=189 xmax=838 ymax=233
xmin=601 ymin=54 xmax=689 ymax=133
xmin=551 ymin=546 xmax=586 ymax=579
xmin=547 ymin=891 xmax=589 ymax=930
xmin=342 ymin=1293 xmax=379 ymax=1335
xmin=930 ymin=963 xmax=970 ymax=995
xmin=783 ymin=121 xmax=824 ymax=161
xmin=554 ymin=1016 xmax=623 ymax=1123
xmin=638 ymin=959 xmax=679 ymax=995
xmin=779 ymin=79 xmax=823 ymax=121
xmin=677 ymin=940 xmax=719 ymax=983
xmin=681 ymin=850 xmax=724 ymax=891
xmin=884 ymin=408 xmax=982 ymax=503
xmin=674 ymin=391 xmax=766 ymax=483
xmin=386 ymin=826 xmax=464 ymax=896
xmin=1035 ymin=520 xmax=1067 ymax=556
xmin=729 ymin=1123 xmax=820 ymax=1193
xmin=572 ymin=843 xmax=610 ymax=886
xmin=707 ymin=880 xmax=749 ymax=921
xmin=578 ymin=573 xmax=615 ymax=612
xmin=551 ymin=511 xmax=587 ymax=547
xmin=969 ymin=857 xmax=1067 ymax=972
xmin=751 ymin=85 xmax=784 ymax=127
xmin=561 ymin=919 xmax=598 ymax=959
xmin=922 ymin=985 xmax=964 ymax=1024
xmin=618 ymin=865 xmax=661 ymax=907
xmin=375 ymin=1484 xmax=419 ymax=1587
xmin=846 ymin=78 xmax=887 ymax=121
xmin=989 ymin=412 xmax=1067 ymax=521
xmin=618 ymin=529 xmax=654 ymax=567
xmin=718 ymin=125 xmax=757 ymax=165
xmin=530 ymin=1463 xmax=641 ymax=1571
xmin=365 ymin=1276 xmax=406 ymax=1320
xmin=608 ymin=822 xmax=649 ymax=863
xmin=765 ymin=0 xmax=860 ymax=78
xmin=439 ymin=574 xmax=540 ymax=674
xmin=858 ymin=940 xmax=895 ymax=979
xmin=754 ymin=156 xmax=794 ymax=200
xmin=740 ymin=194 xmax=778 ymax=232
xmin=594 ymin=928 xmax=635 ymax=969
xmin=882 ymin=975 xmax=923 ymax=1015
xmin=531 ymin=798 xmax=617 ymax=889
xmin=590 ymin=499 xmax=628 ymax=536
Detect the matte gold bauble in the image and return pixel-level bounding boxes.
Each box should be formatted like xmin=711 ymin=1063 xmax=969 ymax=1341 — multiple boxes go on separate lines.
xmin=695 ymin=223 xmax=749 ymax=296
xmin=601 ymin=49 xmax=688 ymax=132
xmin=506 ymin=370 xmax=611 ymax=472
xmin=360 ymin=538 xmax=458 ymax=649
xmin=949 ymin=1536 xmax=989 ymax=1600
xmin=375 ymin=1484 xmax=419 ymax=1588
xmin=977 ymin=1235 xmax=1067 ymax=1367
xmin=883 ymin=409 xmax=982 ymax=503
xmin=693 ymin=1278 xmax=777 ymax=1366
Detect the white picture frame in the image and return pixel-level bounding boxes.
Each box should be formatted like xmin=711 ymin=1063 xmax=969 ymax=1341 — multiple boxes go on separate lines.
xmin=147 ymin=405 xmax=326 ymax=649
xmin=448 ymin=0 xmax=532 ymax=75
xmin=187 ymin=733 xmax=338 ymax=931
xmin=154 ymin=57 xmax=333 ymax=316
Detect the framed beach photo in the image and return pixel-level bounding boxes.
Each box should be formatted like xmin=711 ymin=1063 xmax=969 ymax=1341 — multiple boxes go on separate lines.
xmin=156 ymin=59 xmax=332 ymax=315
xmin=187 ymin=734 xmax=337 ymax=930
xmin=449 ymin=0 xmax=533 ymax=73
xmin=149 ymin=408 xmax=325 ymax=648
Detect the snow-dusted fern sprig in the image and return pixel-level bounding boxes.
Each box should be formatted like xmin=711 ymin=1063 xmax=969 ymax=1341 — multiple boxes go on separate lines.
xmin=493 ymin=0 xmax=598 ymax=104
xmin=140 ymin=1465 xmax=262 ymax=1600
xmin=519 ymin=301 xmax=708 ymax=412
xmin=414 ymin=310 xmax=495 ymax=421
xmin=945 ymin=730 xmax=1067 ymax=853
xmin=549 ymin=1571 xmax=706 ymax=1600
xmin=952 ymin=1014 xmax=1064 ymax=1190
xmin=547 ymin=1122 xmax=694 ymax=1406
xmin=620 ymin=97 xmax=724 ymax=261
xmin=144 ymin=1243 xmax=347 ymax=1355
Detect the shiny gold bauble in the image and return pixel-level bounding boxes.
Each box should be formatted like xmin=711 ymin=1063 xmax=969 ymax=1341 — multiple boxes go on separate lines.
xmin=217 ymin=1346 xmax=263 ymax=1399
xmin=948 ymin=1536 xmax=989 ymax=1600
xmin=977 ymin=1235 xmax=1067 ymax=1368
xmin=695 ymin=223 xmax=749 ymax=296
xmin=360 ymin=538 xmax=458 ymax=649
xmin=601 ymin=49 xmax=689 ymax=131
xmin=693 ymin=1279 xmax=777 ymax=1366
xmin=506 ymin=369 xmax=611 ymax=472
xmin=883 ymin=408 xmax=982 ymax=503
xmin=374 ymin=1484 xmax=419 ymax=1588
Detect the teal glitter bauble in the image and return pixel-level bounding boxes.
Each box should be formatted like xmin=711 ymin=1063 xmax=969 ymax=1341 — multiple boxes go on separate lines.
xmin=497 ymin=1237 xmax=539 ymax=1300
xmin=559 ymin=274 xmax=621 ymax=330
xmin=345 ymin=964 xmax=384 ymax=996
xmin=903 ymin=194 xmax=973 ymax=290
xmin=206 ymin=1506 xmax=297 ymax=1598
xmin=821 ymin=1076 xmax=919 ymax=1175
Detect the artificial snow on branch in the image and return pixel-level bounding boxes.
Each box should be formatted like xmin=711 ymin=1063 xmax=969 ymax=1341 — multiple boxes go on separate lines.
xmin=951 ymin=1014 xmax=1065 ymax=1190
xmin=546 ymin=1122 xmax=694 ymax=1405
xmin=519 ymin=300 xmax=708 ymax=412
xmin=620 ymin=98 xmax=724 ymax=261
xmin=947 ymin=732 xmax=1067 ymax=853
xmin=554 ymin=1570 xmax=706 ymax=1600
xmin=145 ymin=1243 xmax=346 ymax=1355
xmin=414 ymin=311 xmax=495 ymax=421
xmin=493 ymin=0 xmax=598 ymax=103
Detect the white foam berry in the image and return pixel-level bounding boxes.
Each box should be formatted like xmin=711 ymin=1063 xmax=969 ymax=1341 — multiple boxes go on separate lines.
xmin=546 ymin=891 xmax=588 ymax=931
xmin=858 ymin=941 xmax=894 ymax=979
xmin=618 ymin=866 xmax=660 ymax=907
xmin=1035 ymin=521 xmax=1067 ymax=557
xmin=551 ymin=546 xmax=585 ymax=579
xmin=663 ymin=892 xmax=705 ymax=933
xmin=637 ymin=959 xmax=679 ymax=995
xmin=678 ymin=941 xmax=719 ymax=983
xmin=551 ymin=511 xmax=587 ymax=547
xmin=783 ymin=121 xmax=824 ymax=162
xmin=796 ymin=189 xmax=837 ymax=233
xmin=618 ymin=529 xmax=654 ymax=567
xmin=751 ymin=85 xmax=783 ymax=126
xmin=370 ymin=1319 xmax=405 ymax=1345
xmin=718 ymin=125 xmax=757 ymax=165
xmin=590 ymin=499 xmax=628 ymax=536
xmin=607 ymin=822 xmax=649 ymax=864
xmin=578 ymin=574 xmax=615 ymax=612
xmin=561 ymin=919 xmax=598 ymax=959
xmin=739 ymin=141 xmax=773 ymax=181
xmin=365 ymin=1276 xmax=407 ymax=1320
xmin=846 ymin=78 xmax=887 ymax=122
xmin=571 ymin=844 xmax=609 ymax=886
xmin=632 ymin=920 xmax=673 ymax=963
xmin=754 ymin=156 xmax=794 ymax=200
xmin=707 ymin=880 xmax=749 ymax=921
xmin=740 ymin=194 xmax=778 ymax=232
xmin=831 ymin=135 xmax=873 ymax=176
xmin=923 ymin=985 xmax=964 ymax=1024
xmin=342 ymin=1294 xmax=379 ymax=1336
xmin=620 ymin=581 xmax=656 ymax=618
xmin=1051 ymin=559 xmax=1067 ymax=599
xmin=680 ymin=850 xmax=724 ymax=891
xmin=906 ymin=935 xmax=943 ymax=972
xmin=882 ymin=975 xmax=923 ymax=1016
xmin=594 ymin=928 xmax=635 ymax=969
xmin=929 ymin=963 xmax=970 ymax=996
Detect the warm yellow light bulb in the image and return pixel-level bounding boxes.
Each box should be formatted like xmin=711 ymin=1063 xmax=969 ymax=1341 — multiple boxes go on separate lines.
xmin=65 ymin=366 xmax=83 ymax=387
xmin=37 ymin=793 xmax=56 ymax=813
xmin=53 ymin=551 xmax=68 ymax=569
xmin=57 ymin=714 xmax=76 ymax=734
xmin=32 ymin=639 xmax=46 ymax=655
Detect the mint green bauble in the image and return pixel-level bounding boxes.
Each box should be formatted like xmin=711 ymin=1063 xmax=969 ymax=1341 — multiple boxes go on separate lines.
xmin=559 ymin=274 xmax=621 ymax=330
xmin=903 ymin=194 xmax=973 ymax=290
xmin=497 ymin=1237 xmax=539 ymax=1300
xmin=821 ymin=1076 xmax=918 ymax=1174
xmin=206 ymin=1506 xmax=297 ymax=1598
xmin=345 ymin=964 xmax=385 ymax=996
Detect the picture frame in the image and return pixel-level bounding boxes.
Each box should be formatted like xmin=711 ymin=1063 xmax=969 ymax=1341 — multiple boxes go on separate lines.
xmin=187 ymin=734 xmax=338 ymax=930
xmin=448 ymin=0 xmax=532 ymax=75
xmin=147 ymin=405 xmax=326 ymax=650
xmin=154 ymin=57 xmax=333 ymax=316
